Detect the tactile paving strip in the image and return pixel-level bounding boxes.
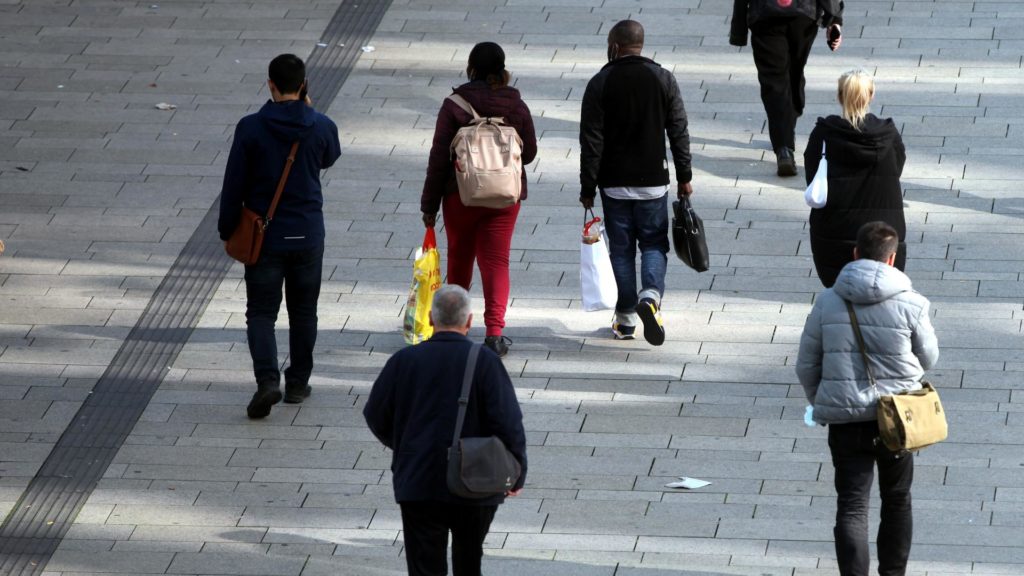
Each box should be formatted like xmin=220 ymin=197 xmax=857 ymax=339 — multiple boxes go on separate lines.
xmin=0 ymin=1 xmax=392 ymax=572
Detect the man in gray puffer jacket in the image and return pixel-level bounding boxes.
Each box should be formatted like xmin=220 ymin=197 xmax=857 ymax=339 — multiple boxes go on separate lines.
xmin=797 ymin=221 xmax=938 ymax=576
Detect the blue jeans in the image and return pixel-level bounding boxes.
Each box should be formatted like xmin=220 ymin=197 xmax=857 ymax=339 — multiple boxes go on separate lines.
xmin=600 ymin=192 xmax=669 ymax=318
xmin=244 ymin=244 xmax=324 ymax=386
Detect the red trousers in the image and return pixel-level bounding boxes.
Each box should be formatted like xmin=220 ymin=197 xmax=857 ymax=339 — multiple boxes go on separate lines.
xmin=442 ymin=193 xmax=520 ymax=337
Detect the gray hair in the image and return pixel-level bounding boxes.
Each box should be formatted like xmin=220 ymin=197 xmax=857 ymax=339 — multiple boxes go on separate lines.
xmin=430 ymin=285 xmax=472 ymax=328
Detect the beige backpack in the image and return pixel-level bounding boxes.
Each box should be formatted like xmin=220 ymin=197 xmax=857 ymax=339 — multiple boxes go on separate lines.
xmin=447 ymin=94 xmax=523 ymax=209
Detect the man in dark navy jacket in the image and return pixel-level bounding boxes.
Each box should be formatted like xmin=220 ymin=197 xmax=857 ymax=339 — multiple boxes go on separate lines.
xmin=218 ymin=54 xmax=341 ymax=419
xmin=364 ymin=285 xmax=527 ymax=576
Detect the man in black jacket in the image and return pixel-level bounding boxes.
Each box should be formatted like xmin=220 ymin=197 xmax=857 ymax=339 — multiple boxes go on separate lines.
xmin=363 ymin=285 xmax=527 ymax=576
xmin=579 ymin=19 xmax=694 ymax=347
xmin=730 ymin=0 xmax=843 ymax=176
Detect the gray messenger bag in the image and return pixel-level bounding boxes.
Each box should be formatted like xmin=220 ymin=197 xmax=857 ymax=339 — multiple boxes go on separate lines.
xmin=446 ymin=344 xmax=522 ymax=499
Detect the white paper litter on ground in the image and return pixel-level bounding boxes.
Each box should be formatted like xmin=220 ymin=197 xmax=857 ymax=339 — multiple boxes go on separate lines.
xmin=361 ymin=46 xmax=375 ymax=52
xmin=665 ymin=476 xmax=711 ymax=490
xmin=154 ymin=103 xmax=177 ymax=111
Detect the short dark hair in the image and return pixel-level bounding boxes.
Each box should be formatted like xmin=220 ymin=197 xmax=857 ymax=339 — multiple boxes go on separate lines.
xmin=856 ymin=221 xmax=899 ymax=262
xmin=608 ymin=20 xmax=644 ymax=48
xmin=467 ymin=41 xmax=509 ymax=87
xmin=269 ymin=54 xmax=306 ymax=95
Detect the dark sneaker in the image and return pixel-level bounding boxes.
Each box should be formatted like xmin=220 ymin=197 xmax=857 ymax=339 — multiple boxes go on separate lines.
xmin=483 ymin=335 xmax=511 ymax=358
xmin=776 ymin=147 xmax=797 ymax=177
xmin=247 ymin=386 xmax=282 ymax=419
xmin=634 ymin=298 xmax=665 ymax=346
xmin=283 ymin=383 xmax=312 ymax=404
xmin=611 ymin=322 xmax=636 ymax=340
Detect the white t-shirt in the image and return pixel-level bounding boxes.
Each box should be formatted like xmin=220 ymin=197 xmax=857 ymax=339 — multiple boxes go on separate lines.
xmin=602 ymin=184 xmax=669 ymax=201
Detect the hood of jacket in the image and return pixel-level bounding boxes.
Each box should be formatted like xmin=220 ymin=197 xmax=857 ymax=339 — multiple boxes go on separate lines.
xmin=815 ymin=114 xmax=900 ymax=171
xmin=452 ymin=80 xmax=524 ymax=120
xmin=832 ymin=258 xmax=913 ymax=305
xmin=257 ymin=99 xmax=316 ymax=142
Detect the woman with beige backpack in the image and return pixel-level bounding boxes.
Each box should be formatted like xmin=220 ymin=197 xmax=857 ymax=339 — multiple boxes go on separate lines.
xmin=420 ymin=42 xmax=537 ymax=358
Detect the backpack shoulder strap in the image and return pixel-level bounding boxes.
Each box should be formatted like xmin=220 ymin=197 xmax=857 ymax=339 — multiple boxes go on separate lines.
xmin=446 ymin=94 xmax=480 ymax=121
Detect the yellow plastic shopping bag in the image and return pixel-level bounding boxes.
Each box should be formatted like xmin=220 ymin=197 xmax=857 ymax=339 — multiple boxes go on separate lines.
xmin=403 ymin=227 xmax=442 ymax=344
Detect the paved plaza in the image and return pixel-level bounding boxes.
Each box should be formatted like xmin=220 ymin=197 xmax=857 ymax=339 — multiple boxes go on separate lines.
xmin=2 ymin=0 xmax=1024 ymax=574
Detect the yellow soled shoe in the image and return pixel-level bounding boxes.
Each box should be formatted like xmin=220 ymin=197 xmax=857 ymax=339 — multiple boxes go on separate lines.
xmin=611 ymin=321 xmax=636 ymax=340
xmin=634 ymin=298 xmax=665 ymax=346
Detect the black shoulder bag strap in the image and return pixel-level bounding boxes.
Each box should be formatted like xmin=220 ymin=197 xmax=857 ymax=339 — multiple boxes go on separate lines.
xmin=844 ymin=300 xmax=878 ymax=394
xmin=451 ymin=344 xmax=482 ymax=447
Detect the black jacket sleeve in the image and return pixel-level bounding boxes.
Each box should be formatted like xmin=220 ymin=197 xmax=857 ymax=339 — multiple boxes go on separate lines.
xmin=477 ymin=355 xmax=528 ymax=491
xmin=730 ymin=0 xmax=749 ymax=46
xmin=363 ymin=355 xmax=398 ymax=449
xmin=819 ymin=0 xmax=844 ymax=26
xmin=663 ymin=71 xmax=692 ymax=185
xmin=804 ymin=123 xmax=825 ymax=186
xmin=894 ymin=133 xmax=906 ymax=177
xmin=579 ymin=74 xmax=605 ymax=199
xmin=217 ymin=123 xmax=248 ymax=240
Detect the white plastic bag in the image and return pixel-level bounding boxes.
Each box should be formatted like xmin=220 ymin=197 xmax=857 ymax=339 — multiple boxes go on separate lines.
xmin=580 ymin=213 xmax=617 ymax=311
xmin=804 ymin=141 xmax=828 ymax=209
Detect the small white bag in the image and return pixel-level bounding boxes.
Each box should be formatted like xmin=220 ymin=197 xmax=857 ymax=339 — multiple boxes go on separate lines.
xmin=580 ymin=213 xmax=617 ymax=311
xmin=804 ymin=141 xmax=828 ymax=209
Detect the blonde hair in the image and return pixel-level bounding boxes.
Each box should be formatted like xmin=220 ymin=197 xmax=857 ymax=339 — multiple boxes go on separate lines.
xmin=837 ymin=69 xmax=874 ymax=130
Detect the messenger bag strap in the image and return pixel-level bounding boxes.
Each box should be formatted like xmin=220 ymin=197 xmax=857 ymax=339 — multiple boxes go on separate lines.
xmin=844 ymin=299 xmax=878 ymax=392
xmin=264 ymin=141 xmax=300 ymax=228
xmin=451 ymin=344 xmax=482 ymax=447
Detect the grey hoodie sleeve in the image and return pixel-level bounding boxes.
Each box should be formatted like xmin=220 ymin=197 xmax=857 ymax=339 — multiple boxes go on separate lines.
xmin=796 ymin=302 xmax=824 ymax=404
xmin=911 ymin=300 xmax=939 ymax=371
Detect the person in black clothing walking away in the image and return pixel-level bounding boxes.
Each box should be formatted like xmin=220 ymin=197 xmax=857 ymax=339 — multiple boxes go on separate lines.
xmin=730 ymin=0 xmax=844 ymax=176
xmin=805 ymin=69 xmax=907 ymax=287
xmin=218 ymin=54 xmax=341 ymax=419
xmin=364 ymin=285 xmax=527 ymax=576
xmin=579 ymin=19 xmax=695 ymax=346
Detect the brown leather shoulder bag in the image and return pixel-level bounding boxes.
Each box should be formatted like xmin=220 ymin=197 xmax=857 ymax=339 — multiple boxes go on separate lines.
xmin=225 ymin=141 xmax=300 ymax=265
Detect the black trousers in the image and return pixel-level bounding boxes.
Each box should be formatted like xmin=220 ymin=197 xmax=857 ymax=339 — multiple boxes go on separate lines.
xmin=750 ymin=16 xmax=819 ymax=152
xmin=812 ymin=239 xmax=908 ymax=288
xmin=244 ymin=244 xmax=324 ymax=386
xmin=829 ymin=421 xmax=914 ymax=576
xmin=400 ymin=501 xmax=498 ymax=576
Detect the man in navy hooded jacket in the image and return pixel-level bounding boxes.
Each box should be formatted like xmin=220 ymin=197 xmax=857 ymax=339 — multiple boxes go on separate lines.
xmin=218 ymin=53 xmax=341 ymax=419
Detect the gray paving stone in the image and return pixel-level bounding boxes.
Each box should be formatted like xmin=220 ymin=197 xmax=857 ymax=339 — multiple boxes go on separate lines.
xmin=46 ymin=550 xmax=174 ymax=573
xmin=227 ymin=447 xmax=360 ymax=469
xmin=168 ymin=553 xmax=306 ymax=576
xmin=106 ymin=504 xmax=243 ymax=526
xmin=239 ymin=506 xmax=374 ymax=529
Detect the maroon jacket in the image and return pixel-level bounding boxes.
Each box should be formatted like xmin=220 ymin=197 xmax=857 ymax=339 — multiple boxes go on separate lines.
xmin=421 ymin=81 xmax=537 ymax=215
